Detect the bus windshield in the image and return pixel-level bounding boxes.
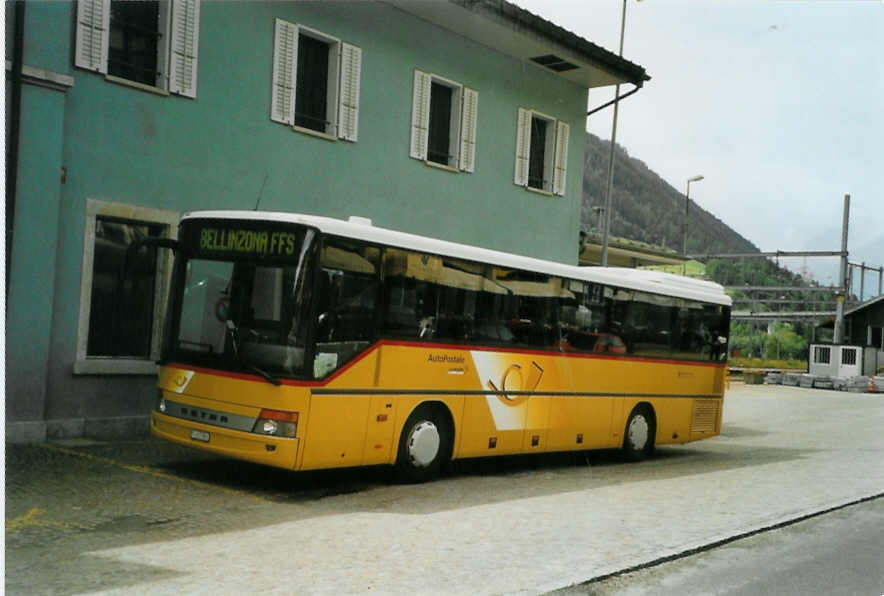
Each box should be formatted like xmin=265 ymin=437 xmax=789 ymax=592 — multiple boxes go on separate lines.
xmin=165 ymin=220 xmax=318 ymax=379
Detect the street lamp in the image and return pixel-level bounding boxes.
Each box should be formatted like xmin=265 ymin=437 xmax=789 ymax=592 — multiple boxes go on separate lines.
xmin=682 ymin=174 xmax=704 ymax=257
xmin=681 ymin=174 xmax=703 ymax=276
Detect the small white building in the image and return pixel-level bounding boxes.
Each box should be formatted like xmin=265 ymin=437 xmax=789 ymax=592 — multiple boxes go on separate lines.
xmin=808 ymin=344 xmax=866 ymax=378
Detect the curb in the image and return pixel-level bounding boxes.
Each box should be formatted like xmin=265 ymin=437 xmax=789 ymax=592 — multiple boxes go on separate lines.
xmin=554 ymin=491 xmax=884 ymax=593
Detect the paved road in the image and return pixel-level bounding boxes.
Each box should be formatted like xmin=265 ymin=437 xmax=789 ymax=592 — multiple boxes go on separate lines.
xmin=553 ymin=497 xmax=884 ymax=596
xmin=5 ymin=384 xmax=884 ymax=594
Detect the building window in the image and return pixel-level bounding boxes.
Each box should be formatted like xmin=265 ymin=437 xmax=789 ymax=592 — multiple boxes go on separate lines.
xmin=296 ymin=34 xmax=331 ymax=132
xmin=410 ymin=70 xmax=478 ymax=172
xmin=75 ymin=0 xmax=201 ymax=97
xmin=271 ymin=19 xmax=362 ymax=142
xmin=427 ymin=82 xmax=454 ymax=165
xmin=108 ymin=1 xmax=161 ymax=86
xmin=841 ymin=347 xmax=857 ymax=366
xmin=514 ymin=108 xmax=570 ymax=195
xmin=528 ymin=115 xmax=552 ymax=190
xmin=74 ymin=199 xmax=179 ymax=375
xmin=813 ymin=345 xmax=831 ymax=364
xmin=871 ymin=326 xmax=883 ymax=349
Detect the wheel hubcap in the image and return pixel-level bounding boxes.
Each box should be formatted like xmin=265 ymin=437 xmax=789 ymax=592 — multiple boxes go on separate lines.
xmin=627 ymin=414 xmax=649 ymax=450
xmin=407 ymin=421 xmax=440 ymax=468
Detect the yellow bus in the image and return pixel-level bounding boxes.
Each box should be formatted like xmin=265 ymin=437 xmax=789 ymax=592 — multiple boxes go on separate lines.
xmin=150 ymin=211 xmax=730 ymax=481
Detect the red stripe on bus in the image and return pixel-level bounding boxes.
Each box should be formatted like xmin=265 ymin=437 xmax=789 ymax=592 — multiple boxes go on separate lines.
xmin=167 ymin=342 xmax=381 ymax=387
xmin=166 ymin=340 xmax=724 ymax=387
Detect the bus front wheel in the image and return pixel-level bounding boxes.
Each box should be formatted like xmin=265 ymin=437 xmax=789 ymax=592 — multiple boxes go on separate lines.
xmin=395 ymin=405 xmax=451 ymax=482
xmin=622 ymin=405 xmax=655 ymax=462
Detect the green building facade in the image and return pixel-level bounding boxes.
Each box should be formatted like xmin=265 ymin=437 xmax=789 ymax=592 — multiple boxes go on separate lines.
xmin=5 ymin=0 xmax=647 ymax=441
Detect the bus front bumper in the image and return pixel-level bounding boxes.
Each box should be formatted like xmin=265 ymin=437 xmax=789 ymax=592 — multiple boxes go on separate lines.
xmin=151 ymin=411 xmax=300 ymax=470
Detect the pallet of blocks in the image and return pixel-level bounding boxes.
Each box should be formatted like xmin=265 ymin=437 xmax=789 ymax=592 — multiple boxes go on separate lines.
xmin=765 ymin=372 xmax=783 ymax=384
xmin=847 ymin=376 xmax=870 ymax=393
xmin=782 ymin=373 xmax=801 ymax=386
xmin=812 ymin=375 xmax=834 ymax=389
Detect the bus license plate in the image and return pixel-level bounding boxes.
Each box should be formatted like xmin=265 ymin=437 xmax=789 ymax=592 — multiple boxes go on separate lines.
xmin=190 ymin=429 xmax=210 ymax=443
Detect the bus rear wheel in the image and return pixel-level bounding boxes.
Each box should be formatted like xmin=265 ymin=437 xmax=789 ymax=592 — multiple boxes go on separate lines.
xmin=395 ymin=405 xmax=451 ymax=483
xmin=622 ymin=405 xmax=655 ymax=461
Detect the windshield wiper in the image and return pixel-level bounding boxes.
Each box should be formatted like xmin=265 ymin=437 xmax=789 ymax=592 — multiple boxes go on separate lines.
xmin=226 ymin=320 xmax=281 ymax=386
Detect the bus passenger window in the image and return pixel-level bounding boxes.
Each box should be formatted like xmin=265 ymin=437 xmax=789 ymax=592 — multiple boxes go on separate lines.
xmin=627 ymin=292 xmax=676 ymax=358
xmin=382 ymin=248 xmax=440 ymax=340
xmin=558 ymin=280 xmax=618 ymax=353
xmin=381 ymin=250 xmax=486 ymax=344
xmin=487 ymin=268 xmax=558 ymax=347
xmin=313 ymin=237 xmax=380 ymax=378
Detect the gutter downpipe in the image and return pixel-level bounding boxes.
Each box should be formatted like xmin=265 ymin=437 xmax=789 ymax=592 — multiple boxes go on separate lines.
xmin=586 ymin=84 xmax=641 ymax=117
xmin=7 ymin=0 xmax=25 ymax=303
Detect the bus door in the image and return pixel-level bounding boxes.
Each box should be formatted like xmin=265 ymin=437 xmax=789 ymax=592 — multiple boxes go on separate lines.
xmin=300 ymin=236 xmax=383 ymax=469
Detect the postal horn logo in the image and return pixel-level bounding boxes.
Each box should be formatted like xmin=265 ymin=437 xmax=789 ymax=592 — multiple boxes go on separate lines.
xmin=171 ymin=370 xmax=194 ymax=393
xmin=486 ymin=361 xmax=544 ymax=406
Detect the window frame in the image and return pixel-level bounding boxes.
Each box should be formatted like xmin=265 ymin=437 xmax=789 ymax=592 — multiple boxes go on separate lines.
xmin=75 ymin=0 xmax=201 ymax=98
xmin=106 ymin=0 xmax=167 ymax=89
xmin=74 ymin=199 xmax=179 ymax=375
xmin=410 ymin=69 xmax=478 ymax=173
xmin=514 ymin=107 xmax=570 ymax=196
xmin=271 ymin=19 xmax=362 ymax=142
xmin=293 ymin=25 xmax=341 ymax=137
xmin=426 ymin=76 xmax=462 ymax=169
xmin=813 ymin=345 xmax=831 ymax=365
xmin=527 ymin=112 xmax=556 ymax=192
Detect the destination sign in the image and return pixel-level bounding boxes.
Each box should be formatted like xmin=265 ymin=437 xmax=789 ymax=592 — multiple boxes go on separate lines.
xmin=197 ymin=226 xmax=298 ymax=257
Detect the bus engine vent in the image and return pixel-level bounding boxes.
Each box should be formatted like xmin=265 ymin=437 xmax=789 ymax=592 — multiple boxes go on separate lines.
xmin=691 ymin=399 xmax=720 ymax=433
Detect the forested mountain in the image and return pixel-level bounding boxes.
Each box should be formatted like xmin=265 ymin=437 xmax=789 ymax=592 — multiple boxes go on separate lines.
xmin=581 ymin=133 xmax=757 ymax=255
xmin=578 ymin=132 xmax=828 ymax=291
xmin=579 ymin=133 xmax=839 ymax=361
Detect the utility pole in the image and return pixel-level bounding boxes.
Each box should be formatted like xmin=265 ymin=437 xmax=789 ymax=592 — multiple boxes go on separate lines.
xmin=860 ymin=262 xmax=866 ymax=302
xmin=834 ymin=194 xmax=850 ymax=344
xmin=600 ymin=0 xmax=628 ymax=267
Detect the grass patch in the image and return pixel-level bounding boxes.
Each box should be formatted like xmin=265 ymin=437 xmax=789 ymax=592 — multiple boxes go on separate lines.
xmin=729 ymin=357 xmax=805 ymax=370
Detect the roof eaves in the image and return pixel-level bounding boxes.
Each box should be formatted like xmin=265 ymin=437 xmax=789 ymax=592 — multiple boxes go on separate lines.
xmin=452 ymin=0 xmax=650 ymax=87
xmin=845 ymin=293 xmax=884 ymax=316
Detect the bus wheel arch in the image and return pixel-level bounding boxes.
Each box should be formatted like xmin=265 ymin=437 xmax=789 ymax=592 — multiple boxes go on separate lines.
xmin=395 ymin=401 xmax=454 ymax=482
xmin=622 ymin=402 xmax=656 ymax=461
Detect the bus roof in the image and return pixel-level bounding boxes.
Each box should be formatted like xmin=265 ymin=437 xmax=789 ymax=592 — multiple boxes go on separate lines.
xmin=182 ymin=210 xmax=732 ymax=307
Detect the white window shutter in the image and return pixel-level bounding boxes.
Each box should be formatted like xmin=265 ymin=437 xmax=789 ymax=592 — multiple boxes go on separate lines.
xmin=553 ymin=120 xmax=570 ymax=195
xmin=410 ymin=70 xmax=431 ymax=160
xmin=338 ymin=43 xmax=362 ymax=142
xmin=514 ymin=108 xmax=531 ymax=186
xmin=459 ymin=87 xmax=478 ymax=173
xmin=271 ymin=19 xmax=299 ymax=125
xmin=168 ymin=0 xmax=201 ymax=98
xmin=75 ymin=0 xmax=110 ymax=73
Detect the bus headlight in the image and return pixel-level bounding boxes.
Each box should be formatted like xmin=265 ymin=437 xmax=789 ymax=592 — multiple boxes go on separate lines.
xmin=253 ymin=409 xmax=298 ymax=438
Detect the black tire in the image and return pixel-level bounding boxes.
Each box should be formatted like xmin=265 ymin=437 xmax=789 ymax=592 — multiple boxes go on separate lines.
xmin=622 ymin=405 xmax=655 ymax=462
xmin=395 ymin=405 xmax=452 ymax=483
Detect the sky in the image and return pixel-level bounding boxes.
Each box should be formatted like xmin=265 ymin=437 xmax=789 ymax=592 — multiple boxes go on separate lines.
xmin=515 ymin=0 xmax=883 ymax=296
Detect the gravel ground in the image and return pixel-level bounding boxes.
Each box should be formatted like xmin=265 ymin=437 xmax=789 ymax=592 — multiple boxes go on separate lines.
xmin=6 ymin=384 xmax=883 ymax=594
